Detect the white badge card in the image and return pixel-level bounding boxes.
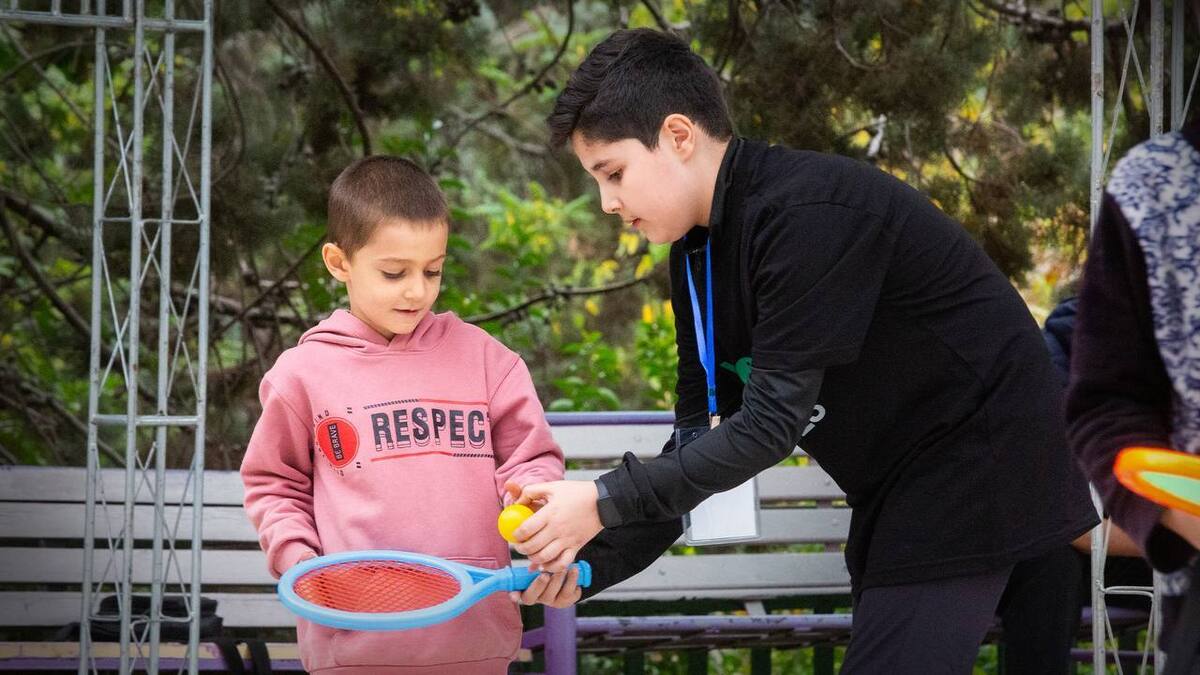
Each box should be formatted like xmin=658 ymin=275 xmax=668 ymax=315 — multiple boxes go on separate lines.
xmin=684 ymin=476 xmax=761 ymax=545
xmin=681 ymin=417 xmax=762 ymax=545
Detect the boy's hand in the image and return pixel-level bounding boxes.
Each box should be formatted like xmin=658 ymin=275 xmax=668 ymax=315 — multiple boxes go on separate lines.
xmin=511 ymin=480 xmax=603 ymax=572
xmin=509 ymin=566 xmax=583 ymax=608
xmin=502 ymin=480 xmax=546 ymax=508
xmin=502 ymin=481 xmax=521 ymax=507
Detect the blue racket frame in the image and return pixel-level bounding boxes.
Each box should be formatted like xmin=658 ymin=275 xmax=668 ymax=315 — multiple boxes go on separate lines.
xmin=277 ymin=550 xmax=592 ymax=631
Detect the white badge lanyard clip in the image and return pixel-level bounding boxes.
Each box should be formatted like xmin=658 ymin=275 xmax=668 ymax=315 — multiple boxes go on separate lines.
xmin=682 ymin=239 xmax=760 ymax=545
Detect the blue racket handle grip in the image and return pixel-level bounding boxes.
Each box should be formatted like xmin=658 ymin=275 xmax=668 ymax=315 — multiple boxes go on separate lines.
xmin=506 ymin=560 xmax=592 ymax=591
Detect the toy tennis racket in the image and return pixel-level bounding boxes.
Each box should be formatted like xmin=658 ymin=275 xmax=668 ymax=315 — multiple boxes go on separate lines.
xmin=277 ymin=550 xmax=592 ymax=631
xmin=1114 ymin=446 xmax=1200 ymax=517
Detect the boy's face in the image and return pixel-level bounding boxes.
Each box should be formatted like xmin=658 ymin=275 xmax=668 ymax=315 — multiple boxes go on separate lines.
xmin=323 ymin=219 xmax=448 ymax=340
xmin=572 ymin=128 xmax=704 ymax=245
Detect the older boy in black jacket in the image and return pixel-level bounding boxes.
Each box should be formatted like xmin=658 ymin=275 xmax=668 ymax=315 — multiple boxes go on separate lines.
xmin=514 ymin=29 xmax=1098 ymax=672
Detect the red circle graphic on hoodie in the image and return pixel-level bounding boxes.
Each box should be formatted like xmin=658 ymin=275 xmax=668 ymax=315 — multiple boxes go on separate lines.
xmin=316 ymin=417 xmax=358 ymax=468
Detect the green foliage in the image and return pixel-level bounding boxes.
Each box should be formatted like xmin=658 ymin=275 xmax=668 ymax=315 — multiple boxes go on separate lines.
xmin=0 ymin=1 xmax=1186 ymax=467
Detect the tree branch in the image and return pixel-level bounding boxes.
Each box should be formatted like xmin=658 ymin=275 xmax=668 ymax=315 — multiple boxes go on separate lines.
xmin=0 ymin=364 xmax=124 ymax=466
xmin=970 ymin=0 xmax=1128 ymax=41
xmin=447 ymin=105 xmax=547 ymax=156
xmin=211 ymin=235 xmax=326 ymax=342
xmin=464 ymin=275 xmax=649 ymax=325
xmin=0 ymin=197 xmax=90 ymax=337
xmin=0 ymin=38 xmax=90 ymax=87
xmin=640 ymin=0 xmax=679 ymax=34
xmin=265 ymin=0 xmax=372 ymax=155
xmin=0 ymin=438 xmax=18 ymax=465
xmin=0 ymin=186 xmax=70 ymax=241
xmin=212 ymin=45 xmax=247 ymax=187
xmin=833 ymin=33 xmax=883 ymax=71
xmin=439 ymin=0 xmax=574 ymax=163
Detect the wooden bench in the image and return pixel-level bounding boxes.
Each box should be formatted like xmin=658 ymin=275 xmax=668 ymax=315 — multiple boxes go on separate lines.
xmin=0 ymin=412 xmax=1145 ymax=673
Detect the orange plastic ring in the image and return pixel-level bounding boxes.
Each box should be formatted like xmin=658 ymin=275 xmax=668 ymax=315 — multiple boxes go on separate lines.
xmin=1114 ymin=446 xmax=1200 ymax=517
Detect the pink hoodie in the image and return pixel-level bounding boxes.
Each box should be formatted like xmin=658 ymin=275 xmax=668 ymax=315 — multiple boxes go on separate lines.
xmin=240 ymin=309 xmax=563 ymax=674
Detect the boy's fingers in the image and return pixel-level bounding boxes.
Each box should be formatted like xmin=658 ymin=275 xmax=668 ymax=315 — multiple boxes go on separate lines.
xmin=503 ymin=481 xmax=523 ymax=505
xmin=551 ymin=571 xmax=582 ymax=607
xmin=511 ymin=510 xmax=549 ymax=545
xmin=557 ymin=585 xmax=582 ymax=607
xmin=533 ymin=543 xmax=574 ymax=572
xmin=541 ymin=572 xmax=566 ymax=598
xmin=554 ymin=568 xmax=580 ymax=599
xmin=515 ymin=482 xmax=551 ymax=507
xmin=514 ymin=520 xmax=558 ymax=557
xmin=528 ymin=540 xmax=565 ymax=568
xmin=518 ymin=571 xmax=550 ymax=605
xmin=549 ymin=548 xmax=578 ymax=572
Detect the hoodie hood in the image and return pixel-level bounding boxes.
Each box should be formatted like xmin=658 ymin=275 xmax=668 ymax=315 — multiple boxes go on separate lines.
xmin=297 ymin=308 xmax=454 ymax=354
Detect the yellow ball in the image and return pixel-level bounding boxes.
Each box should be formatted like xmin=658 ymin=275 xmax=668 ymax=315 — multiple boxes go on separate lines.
xmin=498 ymin=503 xmax=534 ymax=543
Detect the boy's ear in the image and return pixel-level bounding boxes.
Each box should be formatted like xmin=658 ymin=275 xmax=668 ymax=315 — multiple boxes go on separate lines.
xmin=322 ymin=242 xmax=352 ymax=282
xmin=661 ymin=113 xmax=697 ymax=160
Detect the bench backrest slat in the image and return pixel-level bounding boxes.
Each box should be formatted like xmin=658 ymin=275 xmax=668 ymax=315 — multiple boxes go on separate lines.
xmin=0 ymin=502 xmax=849 ymax=548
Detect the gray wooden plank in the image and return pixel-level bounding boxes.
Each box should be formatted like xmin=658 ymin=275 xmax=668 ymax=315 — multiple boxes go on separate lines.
xmin=567 ymin=466 xmax=846 ymax=502
xmin=0 ymin=592 xmax=296 ymax=628
xmin=0 ymin=548 xmax=849 ymax=597
xmin=596 ymin=553 xmax=851 ymax=601
xmin=0 ymin=552 xmax=850 ymax=627
xmin=0 ymin=502 xmax=848 ymax=547
xmin=0 ymin=548 xmax=276 ymax=585
xmin=551 ymin=424 xmax=672 ymax=459
xmin=0 ymin=464 xmax=845 ymax=506
xmin=0 ymin=502 xmax=258 ymax=542
xmin=0 ymin=466 xmax=246 ymax=506
xmin=595 ymin=552 xmax=849 ymax=598
xmin=550 ymin=422 xmax=812 ymax=460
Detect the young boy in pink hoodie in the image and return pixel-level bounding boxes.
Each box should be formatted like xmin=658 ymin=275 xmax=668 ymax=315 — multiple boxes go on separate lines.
xmin=240 ymin=156 xmax=579 ymax=674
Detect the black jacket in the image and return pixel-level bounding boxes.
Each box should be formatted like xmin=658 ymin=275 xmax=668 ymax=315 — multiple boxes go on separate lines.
xmin=580 ymin=138 xmax=1097 ymax=598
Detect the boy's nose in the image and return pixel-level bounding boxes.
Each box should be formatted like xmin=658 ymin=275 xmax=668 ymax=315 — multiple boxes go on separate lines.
xmin=599 ymin=188 xmax=621 ymax=215
xmin=402 ymin=281 xmax=424 ymax=301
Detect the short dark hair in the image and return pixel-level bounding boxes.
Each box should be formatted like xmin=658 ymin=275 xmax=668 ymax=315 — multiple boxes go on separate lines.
xmin=547 ymin=29 xmax=733 ymax=149
xmin=327 ymin=156 xmax=448 ymax=257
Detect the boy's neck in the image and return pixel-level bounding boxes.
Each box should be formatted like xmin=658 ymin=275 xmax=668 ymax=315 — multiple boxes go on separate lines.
xmin=697 ymin=138 xmax=733 ymax=227
xmin=348 ymin=305 xmax=396 ymax=341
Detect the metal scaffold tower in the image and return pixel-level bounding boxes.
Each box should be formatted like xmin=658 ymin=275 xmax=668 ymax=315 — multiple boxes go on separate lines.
xmin=0 ymin=1 xmax=213 ymax=673
xmin=1089 ymin=1 xmax=1198 ymax=672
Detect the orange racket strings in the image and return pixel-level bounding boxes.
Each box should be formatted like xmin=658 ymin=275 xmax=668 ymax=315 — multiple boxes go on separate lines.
xmin=292 ymin=560 xmax=462 ymax=613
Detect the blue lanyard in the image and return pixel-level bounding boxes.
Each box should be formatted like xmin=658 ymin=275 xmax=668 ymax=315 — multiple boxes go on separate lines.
xmin=685 ymin=240 xmax=717 ymax=418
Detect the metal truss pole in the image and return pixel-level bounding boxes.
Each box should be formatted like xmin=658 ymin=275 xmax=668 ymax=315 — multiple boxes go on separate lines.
xmin=0 ymin=2 xmax=213 ymax=673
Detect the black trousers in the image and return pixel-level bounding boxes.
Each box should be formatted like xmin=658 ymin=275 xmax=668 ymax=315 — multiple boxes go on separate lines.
xmin=999 ymin=545 xmax=1154 ymax=674
xmin=995 ymin=545 xmax=1087 ymax=675
xmin=841 ymin=564 xmax=1013 ymax=675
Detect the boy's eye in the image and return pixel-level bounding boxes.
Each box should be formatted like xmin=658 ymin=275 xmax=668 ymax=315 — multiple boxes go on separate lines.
xmin=425 ymin=270 xmax=443 ymax=278
xmin=382 ymin=271 xmax=405 ymax=280
xmin=608 ymin=170 xmax=622 ymax=183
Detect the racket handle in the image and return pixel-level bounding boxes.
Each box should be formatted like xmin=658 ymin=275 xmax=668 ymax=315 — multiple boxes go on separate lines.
xmin=507 ymin=561 xmax=592 ymax=591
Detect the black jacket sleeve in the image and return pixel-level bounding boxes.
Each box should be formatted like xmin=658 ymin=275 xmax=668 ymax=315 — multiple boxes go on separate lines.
xmin=576 ymin=518 xmax=684 ymax=599
xmin=1066 ymin=192 xmax=1194 ymax=572
xmin=597 ymin=367 xmax=823 ymax=524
